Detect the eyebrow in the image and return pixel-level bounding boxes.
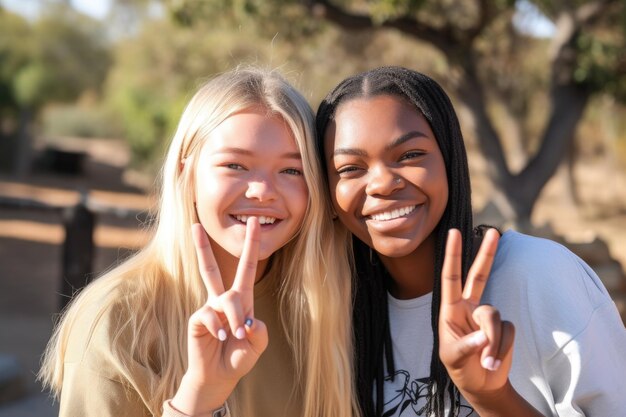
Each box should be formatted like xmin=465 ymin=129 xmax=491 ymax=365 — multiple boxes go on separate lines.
xmin=217 ymin=147 xmax=301 ymax=159
xmin=332 ymin=131 xmax=429 ymax=157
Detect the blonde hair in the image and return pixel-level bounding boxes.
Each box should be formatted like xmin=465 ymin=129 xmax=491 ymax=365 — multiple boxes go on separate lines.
xmin=40 ymin=67 xmax=359 ymax=417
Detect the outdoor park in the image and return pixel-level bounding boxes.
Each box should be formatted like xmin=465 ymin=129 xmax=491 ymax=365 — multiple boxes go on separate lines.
xmin=1 ymin=0 xmax=625 ymax=415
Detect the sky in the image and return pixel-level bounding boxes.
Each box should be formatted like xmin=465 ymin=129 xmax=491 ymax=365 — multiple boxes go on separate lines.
xmin=1 ymin=0 xmax=112 ymax=20
xmin=1 ymin=0 xmax=556 ymax=38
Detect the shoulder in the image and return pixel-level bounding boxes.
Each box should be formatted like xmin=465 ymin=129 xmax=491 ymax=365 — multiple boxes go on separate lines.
xmin=490 ymin=230 xmax=611 ymax=303
xmin=63 ymin=279 xmax=139 ymax=380
xmin=484 ymin=230 xmax=617 ymax=346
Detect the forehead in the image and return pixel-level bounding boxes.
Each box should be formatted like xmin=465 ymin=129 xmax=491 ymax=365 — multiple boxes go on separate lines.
xmin=326 ymin=95 xmax=433 ymax=147
xmin=203 ymin=110 xmax=299 ymax=152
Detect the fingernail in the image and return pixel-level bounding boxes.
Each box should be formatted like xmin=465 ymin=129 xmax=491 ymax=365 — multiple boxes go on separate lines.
xmin=235 ymin=326 xmax=246 ymax=339
xmin=244 ymin=318 xmax=253 ymax=328
xmin=493 ymin=359 xmax=502 ymax=371
xmin=482 ymin=356 xmax=495 ymax=371
xmin=469 ymin=331 xmax=487 ymax=346
xmin=217 ymin=329 xmax=227 ymax=341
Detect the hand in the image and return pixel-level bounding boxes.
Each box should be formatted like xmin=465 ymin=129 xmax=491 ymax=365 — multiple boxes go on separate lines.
xmin=172 ymin=217 xmax=269 ymax=414
xmin=438 ymin=228 xmax=515 ymax=397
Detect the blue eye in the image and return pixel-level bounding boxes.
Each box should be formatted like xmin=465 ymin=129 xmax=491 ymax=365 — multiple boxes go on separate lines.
xmin=226 ymin=163 xmax=245 ymax=170
xmin=282 ymin=168 xmax=303 ymax=176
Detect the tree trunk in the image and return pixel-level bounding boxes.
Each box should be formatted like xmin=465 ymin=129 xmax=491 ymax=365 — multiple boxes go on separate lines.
xmin=13 ymin=108 xmax=34 ymax=178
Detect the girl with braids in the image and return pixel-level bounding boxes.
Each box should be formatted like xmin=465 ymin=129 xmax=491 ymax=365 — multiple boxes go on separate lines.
xmin=39 ymin=67 xmax=359 ymax=417
xmin=316 ymin=66 xmax=626 ymax=417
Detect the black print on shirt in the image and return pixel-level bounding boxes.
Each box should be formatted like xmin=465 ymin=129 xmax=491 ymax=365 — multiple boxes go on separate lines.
xmin=383 ymin=370 xmax=476 ymax=416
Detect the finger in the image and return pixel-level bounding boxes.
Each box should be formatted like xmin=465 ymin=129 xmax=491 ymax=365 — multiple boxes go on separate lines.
xmin=192 ymin=223 xmax=225 ymax=298
xmin=441 ymin=229 xmax=463 ymax=306
xmin=463 ymin=228 xmax=499 ymax=305
xmin=472 ymin=305 xmax=502 ymax=371
xmin=243 ymin=318 xmax=269 ymax=356
xmin=232 ymin=216 xmax=261 ymax=293
xmin=189 ymin=305 xmax=227 ymax=341
xmin=218 ymin=292 xmax=246 ymax=340
xmin=445 ymin=330 xmax=488 ymax=368
xmin=495 ymin=321 xmax=515 ymax=366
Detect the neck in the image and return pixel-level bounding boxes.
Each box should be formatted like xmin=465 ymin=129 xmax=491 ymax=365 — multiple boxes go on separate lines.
xmin=209 ymin=237 xmax=268 ymax=288
xmin=378 ymin=233 xmax=436 ymax=299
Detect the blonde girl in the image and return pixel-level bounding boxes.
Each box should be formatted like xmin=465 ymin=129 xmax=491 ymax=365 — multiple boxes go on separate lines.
xmin=40 ymin=67 xmax=358 ymax=417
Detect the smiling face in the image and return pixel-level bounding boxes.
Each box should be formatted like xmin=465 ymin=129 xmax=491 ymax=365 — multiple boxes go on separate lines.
xmin=194 ymin=108 xmax=308 ymax=264
xmin=324 ymin=94 xmax=448 ymax=259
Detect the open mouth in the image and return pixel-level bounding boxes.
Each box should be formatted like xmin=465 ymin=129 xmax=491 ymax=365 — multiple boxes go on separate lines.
xmin=233 ymin=214 xmax=278 ymax=225
xmin=367 ymin=205 xmax=416 ymax=221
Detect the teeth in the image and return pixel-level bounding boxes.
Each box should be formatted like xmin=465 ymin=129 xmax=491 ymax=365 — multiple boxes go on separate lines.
xmin=258 ymin=216 xmax=276 ymax=225
xmin=234 ymin=215 xmax=276 ymax=225
xmin=369 ymin=205 xmax=416 ymax=221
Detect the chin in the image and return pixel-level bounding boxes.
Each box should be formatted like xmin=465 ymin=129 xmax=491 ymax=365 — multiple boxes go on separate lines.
xmin=372 ymin=240 xmax=419 ymax=258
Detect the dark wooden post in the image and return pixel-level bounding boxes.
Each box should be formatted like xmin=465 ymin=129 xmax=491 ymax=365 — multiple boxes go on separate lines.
xmin=60 ymin=197 xmax=95 ymax=310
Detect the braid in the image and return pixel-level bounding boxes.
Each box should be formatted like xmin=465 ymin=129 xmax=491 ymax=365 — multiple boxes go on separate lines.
xmin=316 ymin=67 xmax=473 ymax=417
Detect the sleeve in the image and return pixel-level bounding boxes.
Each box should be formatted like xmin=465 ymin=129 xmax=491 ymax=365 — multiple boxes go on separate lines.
xmin=525 ymin=239 xmax=626 ymax=416
xmin=59 ymin=363 xmax=151 ymax=417
xmin=162 ymin=400 xmax=231 ymax=417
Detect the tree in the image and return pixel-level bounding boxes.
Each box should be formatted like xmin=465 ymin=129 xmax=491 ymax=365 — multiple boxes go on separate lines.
xmin=0 ymin=5 xmax=111 ymax=175
xmin=166 ymin=0 xmax=626 ymax=227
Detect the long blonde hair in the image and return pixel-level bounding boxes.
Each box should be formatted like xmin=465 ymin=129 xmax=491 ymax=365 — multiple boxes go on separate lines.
xmin=40 ymin=67 xmax=359 ymax=417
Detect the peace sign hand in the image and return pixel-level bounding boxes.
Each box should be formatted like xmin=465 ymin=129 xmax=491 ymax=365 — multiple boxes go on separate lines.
xmin=172 ymin=218 xmax=268 ymax=415
xmin=438 ymin=228 xmax=515 ymax=399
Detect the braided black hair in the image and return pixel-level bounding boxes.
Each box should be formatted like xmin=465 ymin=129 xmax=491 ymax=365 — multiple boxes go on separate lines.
xmin=315 ymin=67 xmax=474 ymax=417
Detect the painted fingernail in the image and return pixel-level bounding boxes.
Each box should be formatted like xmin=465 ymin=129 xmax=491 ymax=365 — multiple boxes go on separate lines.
xmin=217 ymin=329 xmax=227 ymax=341
xmin=493 ymin=359 xmax=502 ymax=371
xmin=235 ymin=326 xmax=246 ymax=339
xmin=244 ymin=318 xmax=253 ymax=328
xmin=469 ymin=331 xmax=487 ymax=346
xmin=482 ymin=356 xmax=495 ymax=371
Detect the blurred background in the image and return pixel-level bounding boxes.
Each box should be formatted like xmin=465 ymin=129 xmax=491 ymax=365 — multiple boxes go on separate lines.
xmin=1 ymin=0 xmax=625 ymax=415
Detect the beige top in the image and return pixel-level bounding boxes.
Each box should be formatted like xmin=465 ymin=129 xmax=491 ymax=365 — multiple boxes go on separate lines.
xmin=58 ymin=274 xmax=302 ymax=417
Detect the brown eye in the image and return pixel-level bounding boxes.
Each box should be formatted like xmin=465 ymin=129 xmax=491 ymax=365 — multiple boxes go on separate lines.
xmin=336 ymin=166 xmax=362 ymax=177
xmin=400 ymin=151 xmax=425 ymax=161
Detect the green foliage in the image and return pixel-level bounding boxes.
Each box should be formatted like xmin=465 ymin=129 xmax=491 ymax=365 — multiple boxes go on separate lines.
xmin=575 ymin=31 xmax=626 ymax=102
xmin=13 ymin=63 xmax=47 ymax=107
xmin=0 ymin=5 xmax=111 ymax=111
xmin=42 ymin=101 xmax=123 ymax=139
xmin=0 ymin=10 xmax=35 ymax=112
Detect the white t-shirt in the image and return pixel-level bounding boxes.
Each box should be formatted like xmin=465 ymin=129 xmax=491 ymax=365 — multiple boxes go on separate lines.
xmin=380 ymin=230 xmax=626 ymax=416
xmin=383 ymin=292 xmax=475 ymax=416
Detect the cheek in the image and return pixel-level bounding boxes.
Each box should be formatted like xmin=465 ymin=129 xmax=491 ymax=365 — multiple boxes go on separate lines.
xmin=286 ymin=179 xmax=309 ymax=221
xmin=332 ymin=181 xmax=358 ymax=213
xmin=425 ymin=157 xmax=449 ymax=211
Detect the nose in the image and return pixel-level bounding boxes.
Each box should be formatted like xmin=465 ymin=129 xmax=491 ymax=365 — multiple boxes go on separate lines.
xmin=245 ymin=176 xmax=278 ymax=202
xmin=365 ymin=165 xmax=404 ymax=196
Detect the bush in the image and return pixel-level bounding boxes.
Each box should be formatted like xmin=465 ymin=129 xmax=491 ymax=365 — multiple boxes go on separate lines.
xmin=42 ymin=103 xmax=122 ymax=139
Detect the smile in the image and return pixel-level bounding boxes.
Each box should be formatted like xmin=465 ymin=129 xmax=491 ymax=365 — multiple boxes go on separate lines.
xmin=367 ymin=205 xmax=416 ymax=221
xmin=234 ymin=214 xmax=277 ymax=225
